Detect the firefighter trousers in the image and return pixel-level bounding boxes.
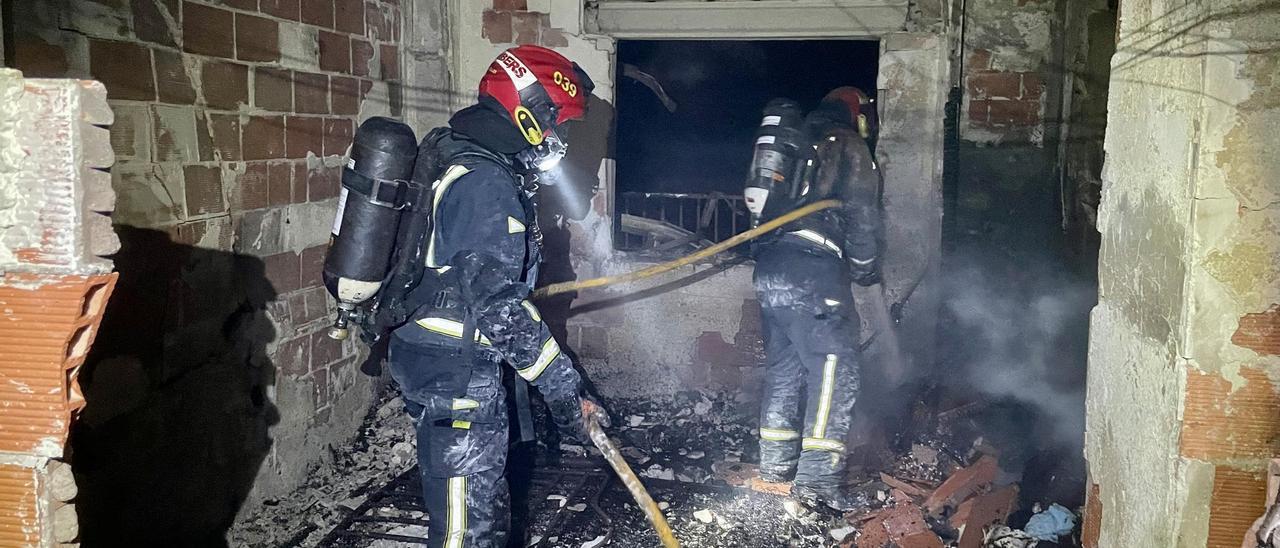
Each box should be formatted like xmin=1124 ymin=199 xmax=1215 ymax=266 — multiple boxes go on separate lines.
xmin=757 ymin=304 xmax=861 ymax=488
xmin=389 ymin=336 xmax=511 ymax=548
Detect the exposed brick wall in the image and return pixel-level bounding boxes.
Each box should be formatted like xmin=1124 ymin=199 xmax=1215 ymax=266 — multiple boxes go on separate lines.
xmin=8 ymin=0 xmax=410 ymax=539
xmin=481 ymin=1 xmax=568 ymax=48
xmin=965 ymin=52 xmax=1044 ymax=131
xmin=12 ymin=0 xmax=401 ymax=429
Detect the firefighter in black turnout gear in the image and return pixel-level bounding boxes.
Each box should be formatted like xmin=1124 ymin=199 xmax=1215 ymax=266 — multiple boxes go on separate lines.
xmin=387 ymin=46 xmax=603 ymax=547
xmin=746 ymin=87 xmax=884 ymax=512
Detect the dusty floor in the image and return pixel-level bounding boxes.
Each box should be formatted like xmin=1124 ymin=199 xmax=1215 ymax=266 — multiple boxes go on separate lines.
xmin=231 ymin=385 xmax=1084 ymax=547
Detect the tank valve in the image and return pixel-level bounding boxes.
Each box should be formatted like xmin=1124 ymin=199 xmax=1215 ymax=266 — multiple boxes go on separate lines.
xmin=328 ymin=303 xmax=356 ymax=340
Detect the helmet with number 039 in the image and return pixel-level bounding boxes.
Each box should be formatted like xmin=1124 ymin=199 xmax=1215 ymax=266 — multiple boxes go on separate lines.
xmin=478 ymin=45 xmax=595 ymax=172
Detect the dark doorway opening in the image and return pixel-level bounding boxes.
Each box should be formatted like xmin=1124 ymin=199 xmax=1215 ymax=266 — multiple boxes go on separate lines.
xmin=614 ymin=40 xmax=880 ymax=251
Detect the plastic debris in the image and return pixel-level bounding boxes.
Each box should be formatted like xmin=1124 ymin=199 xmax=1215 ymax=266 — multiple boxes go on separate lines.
xmin=1024 ymin=503 xmax=1075 ymax=541
xmin=581 ymin=535 xmax=607 ymax=548
xmin=694 ymin=509 xmax=715 ymax=523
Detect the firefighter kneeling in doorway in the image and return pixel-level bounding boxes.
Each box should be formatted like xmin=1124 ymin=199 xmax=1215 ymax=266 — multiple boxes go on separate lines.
xmin=745 ymin=87 xmax=884 ymax=512
xmin=389 ymin=45 xmax=606 ymax=547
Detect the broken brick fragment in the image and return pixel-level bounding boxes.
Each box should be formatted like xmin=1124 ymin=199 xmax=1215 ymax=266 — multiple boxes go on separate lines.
xmin=924 ymin=455 xmax=999 ymax=514
xmin=950 ymin=485 xmax=1019 ymax=548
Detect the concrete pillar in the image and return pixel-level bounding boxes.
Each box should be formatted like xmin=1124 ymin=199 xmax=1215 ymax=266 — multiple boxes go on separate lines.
xmin=1084 ymin=1 xmax=1280 ymax=546
xmin=876 ymin=32 xmax=949 ymax=378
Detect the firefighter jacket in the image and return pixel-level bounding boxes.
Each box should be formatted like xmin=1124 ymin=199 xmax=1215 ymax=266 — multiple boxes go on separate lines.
xmin=391 ymin=130 xmax=582 ymax=417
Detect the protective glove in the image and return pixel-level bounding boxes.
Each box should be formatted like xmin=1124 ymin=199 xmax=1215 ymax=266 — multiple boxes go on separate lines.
xmin=548 ymin=393 xmax=610 ymax=444
xmin=849 ymin=256 xmax=880 ymax=287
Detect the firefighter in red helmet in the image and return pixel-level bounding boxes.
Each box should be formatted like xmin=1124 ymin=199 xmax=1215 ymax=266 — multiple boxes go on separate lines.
xmin=385 ymin=45 xmax=607 ymax=547
xmin=749 ymin=86 xmax=884 ymax=512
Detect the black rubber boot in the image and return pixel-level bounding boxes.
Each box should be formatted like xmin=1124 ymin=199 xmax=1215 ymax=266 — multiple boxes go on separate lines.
xmin=790 ymin=483 xmax=863 ymax=513
xmin=758 ymin=469 xmax=792 ymax=484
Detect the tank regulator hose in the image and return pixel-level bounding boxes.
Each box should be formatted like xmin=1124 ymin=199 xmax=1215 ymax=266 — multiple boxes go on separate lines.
xmin=532 ymin=199 xmax=842 ymax=299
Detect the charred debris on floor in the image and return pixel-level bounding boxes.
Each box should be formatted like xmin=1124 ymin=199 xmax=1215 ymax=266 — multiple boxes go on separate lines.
xmin=233 ymin=387 xmax=1083 ymax=547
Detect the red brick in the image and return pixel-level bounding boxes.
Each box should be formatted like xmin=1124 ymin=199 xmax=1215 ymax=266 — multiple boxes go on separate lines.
xmin=183 ymin=165 xmax=227 ymax=216
xmin=242 ymin=116 xmax=287 ymax=160
xmin=234 ymin=163 xmax=271 ymax=211
xmin=1234 ymin=304 xmax=1280 ymax=356
xmin=331 ymin=76 xmax=359 ymax=115
xmin=201 ymin=60 xmax=250 ymax=110
xmin=264 ymin=251 xmax=302 ymax=293
xmin=132 ymin=0 xmax=178 ymax=47
xmin=183 ymin=2 xmax=235 ymax=58
xmin=302 ymin=287 xmax=330 ymax=323
xmin=300 ymin=245 xmax=327 ymax=288
xmin=1083 ymin=483 xmax=1102 ymax=548
xmin=89 ymin=39 xmax=156 ymax=101
xmin=482 ymin=9 xmax=512 ymax=44
xmin=302 ymin=0 xmax=335 ymax=27
xmin=307 ymin=165 xmax=341 ymax=200
xmin=351 ymin=39 xmax=374 ymax=77
xmin=254 ymin=67 xmax=293 ymax=112
xmin=268 ymin=162 xmax=293 ymax=207
xmin=541 ymin=27 xmax=568 ymax=48
xmin=12 ymin=33 xmax=70 ymax=78
xmin=987 ymin=100 xmax=1040 ymax=126
xmin=295 ymin=72 xmax=330 ymax=114
xmin=1208 ymin=466 xmax=1269 ymax=548
xmin=311 ymin=330 xmax=344 ymax=367
xmin=950 ymin=485 xmax=1018 ymax=548
xmin=323 ymin=118 xmax=354 ymax=157
xmin=260 ymin=0 xmax=301 ymax=21
xmin=1182 ymin=366 xmax=1280 ymax=460
xmin=1020 ymin=72 xmax=1044 ymax=99
xmin=212 ymin=0 xmax=255 ymax=10
xmin=154 ymin=49 xmax=196 ymax=104
xmin=493 ymin=0 xmax=526 ymax=10
xmin=236 ymin=13 xmax=281 ymax=62
xmin=379 ymin=44 xmax=399 ymax=81
xmin=286 ymin=116 xmax=325 ymax=158
xmin=968 ymin=48 xmax=992 ymax=70
xmin=292 ymin=163 xmax=309 ymax=203
xmin=334 ymin=0 xmax=364 ymax=34
xmin=967 ymin=99 xmax=990 ymax=124
xmin=208 ymin=113 xmax=242 ymax=161
xmin=276 ymin=336 xmax=312 ymax=376
xmin=318 ymin=31 xmax=351 ymax=73
xmin=968 ymin=71 xmax=1021 ymax=100
xmin=512 ymin=11 xmax=540 ymax=45
xmin=924 ymin=455 xmax=999 ymax=514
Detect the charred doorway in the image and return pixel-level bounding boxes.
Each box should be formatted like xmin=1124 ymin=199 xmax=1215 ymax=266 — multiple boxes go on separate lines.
xmin=613 ymin=40 xmax=880 ymax=251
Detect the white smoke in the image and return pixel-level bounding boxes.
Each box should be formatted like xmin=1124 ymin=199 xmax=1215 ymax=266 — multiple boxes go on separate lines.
xmin=941 ymin=256 xmax=1094 ymax=450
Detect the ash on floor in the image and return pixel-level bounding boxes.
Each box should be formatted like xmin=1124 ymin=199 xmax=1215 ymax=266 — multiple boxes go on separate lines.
xmin=228 ymin=391 xmax=420 ymax=548
xmin=235 ymin=388 xmax=1083 ymax=547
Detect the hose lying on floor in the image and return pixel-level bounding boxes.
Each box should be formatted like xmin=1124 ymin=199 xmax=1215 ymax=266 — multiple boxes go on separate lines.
xmin=585 ymin=410 xmax=681 ymax=548
xmin=532 ymin=199 xmax=843 ymax=299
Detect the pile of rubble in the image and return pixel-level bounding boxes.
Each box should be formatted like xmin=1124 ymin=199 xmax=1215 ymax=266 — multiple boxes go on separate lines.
xmin=228 ymin=391 xmax=418 ymax=547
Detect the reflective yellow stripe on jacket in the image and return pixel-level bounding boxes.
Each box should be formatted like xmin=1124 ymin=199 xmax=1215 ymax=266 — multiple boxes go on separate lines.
xmin=415 ymin=317 xmax=493 ymax=345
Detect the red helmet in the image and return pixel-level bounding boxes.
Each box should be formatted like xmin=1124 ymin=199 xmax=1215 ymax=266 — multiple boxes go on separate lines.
xmin=478 ymin=45 xmax=593 ymax=149
xmin=821 ymin=86 xmax=875 ymax=138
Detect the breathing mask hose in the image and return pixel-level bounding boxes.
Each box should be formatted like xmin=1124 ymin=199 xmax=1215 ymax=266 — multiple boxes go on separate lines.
xmin=532 ymin=199 xmax=842 ymax=299
xmin=585 ymin=410 xmax=680 ymax=548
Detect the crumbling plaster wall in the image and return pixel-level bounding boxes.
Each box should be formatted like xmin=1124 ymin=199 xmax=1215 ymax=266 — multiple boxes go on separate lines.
xmin=6 ymin=0 xmax=450 ymax=540
xmin=1085 ymin=1 xmax=1280 ymax=546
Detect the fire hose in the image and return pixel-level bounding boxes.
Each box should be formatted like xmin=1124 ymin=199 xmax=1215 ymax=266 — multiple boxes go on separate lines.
xmin=585 ymin=409 xmax=681 ymax=548
xmin=532 ymin=199 xmax=843 ymax=299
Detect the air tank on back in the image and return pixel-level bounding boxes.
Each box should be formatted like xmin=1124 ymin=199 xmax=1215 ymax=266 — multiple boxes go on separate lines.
xmin=323 ymin=117 xmax=418 ymax=339
xmin=744 ymin=98 xmax=808 ymax=227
